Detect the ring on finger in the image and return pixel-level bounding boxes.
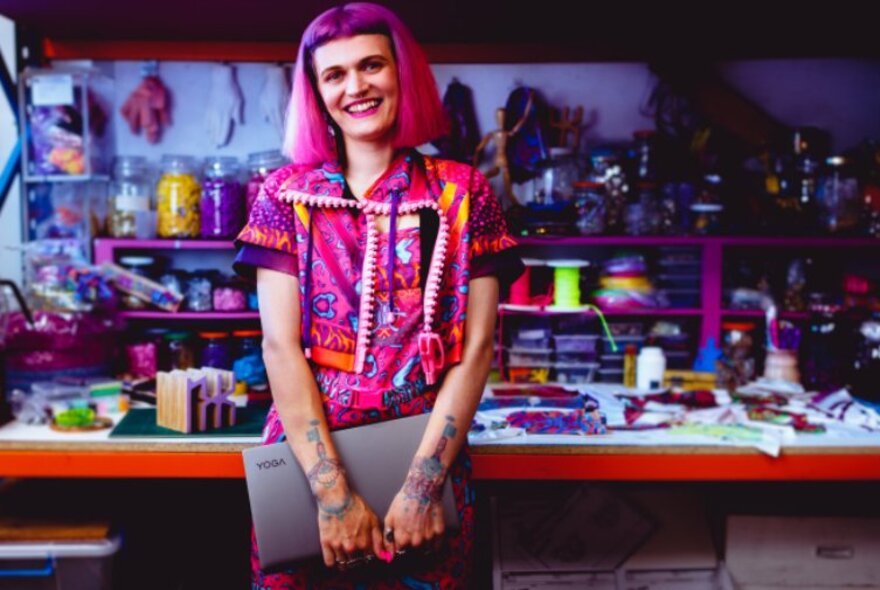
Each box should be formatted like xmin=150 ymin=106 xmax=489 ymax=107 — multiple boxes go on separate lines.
xmin=384 ymin=528 xmax=394 ymax=543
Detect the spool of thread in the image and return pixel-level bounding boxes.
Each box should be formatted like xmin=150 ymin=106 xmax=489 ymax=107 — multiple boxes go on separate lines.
xmin=508 ymin=259 xmax=545 ymax=305
xmin=508 ymin=266 xmax=532 ymax=305
xmin=548 ymin=260 xmax=589 ymax=308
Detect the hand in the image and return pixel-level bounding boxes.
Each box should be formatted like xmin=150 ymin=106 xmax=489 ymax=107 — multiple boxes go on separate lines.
xmin=259 ymin=65 xmax=290 ymax=140
xmin=383 ymin=457 xmax=446 ymax=555
xmin=316 ymin=486 xmax=385 ymax=569
xmin=205 ymin=64 xmax=243 ymax=147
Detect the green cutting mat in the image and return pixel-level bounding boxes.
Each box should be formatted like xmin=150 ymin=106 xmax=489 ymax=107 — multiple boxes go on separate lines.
xmin=109 ymin=407 xmax=268 ymax=437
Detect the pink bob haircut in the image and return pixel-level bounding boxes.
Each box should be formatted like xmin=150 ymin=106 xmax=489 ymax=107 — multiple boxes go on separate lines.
xmin=283 ymin=2 xmax=448 ymax=166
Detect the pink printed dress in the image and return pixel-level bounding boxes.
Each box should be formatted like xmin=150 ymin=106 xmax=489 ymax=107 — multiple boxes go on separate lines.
xmin=234 ymin=149 xmax=521 ymax=589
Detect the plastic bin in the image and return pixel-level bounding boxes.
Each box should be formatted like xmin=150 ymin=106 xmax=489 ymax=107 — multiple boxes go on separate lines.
xmin=554 ymin=362 xmax=600 ymax=384
xmin=0 ymin=535 xmax=120 ymax=590
xmin=553 ymin=334 xmax=600 ymax=354
xmin=599 ymin=353 xmax=624 ymax=369
xmin=507 ymin=348 xmax=553 ymax=366
xmin=556 ymin=351 xmax=598 ymax=364
xmin=598 ymin=367 xmax=624 ymax=383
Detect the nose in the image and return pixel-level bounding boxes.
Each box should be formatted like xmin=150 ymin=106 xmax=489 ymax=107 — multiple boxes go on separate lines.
xmin=344 ymin=70 xmax=368 ymax=96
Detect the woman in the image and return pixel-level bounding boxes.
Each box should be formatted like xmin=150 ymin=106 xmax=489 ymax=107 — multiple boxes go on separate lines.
xmin=234 ymin=3 xmax=521 ymax=588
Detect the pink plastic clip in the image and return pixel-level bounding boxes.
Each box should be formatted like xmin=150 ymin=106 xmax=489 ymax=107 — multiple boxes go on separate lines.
xmin=418 ymin=331 xmax=445 ymax=385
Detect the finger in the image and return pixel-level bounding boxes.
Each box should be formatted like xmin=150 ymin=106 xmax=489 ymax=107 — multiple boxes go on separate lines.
xmin=371 ymin=523 xmax=385 ymax=559
xmin=410 ymin=532 xmax=423 ymax=549
xmin=321 ymin=542 xmax=335 ymax=568
xmin=383 ymin=518 xmax=396 ymax=553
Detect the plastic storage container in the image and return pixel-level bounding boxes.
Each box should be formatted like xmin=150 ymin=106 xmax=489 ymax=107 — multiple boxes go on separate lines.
xmin=553 ymin=334 xmax=600 ymax=354
xmin=245 ymin=150 xmax=287 ymax=214
xmin=554 ymin=362 xmax=600 ymax=384
xmin=0 ymin=535 xmax=121 ymax=590
xmin=507 ymin=348 xmax=553 ymax=366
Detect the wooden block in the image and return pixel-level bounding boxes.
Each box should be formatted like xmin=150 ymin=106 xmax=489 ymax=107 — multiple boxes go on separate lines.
xmin=156 ymin=367 xmax=238 ymax=433
xmin=203 ymin=368 xmax=237 ymax=429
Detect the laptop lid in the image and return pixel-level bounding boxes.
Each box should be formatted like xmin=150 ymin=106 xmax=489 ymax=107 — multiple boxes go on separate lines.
xmin=243 ymin=412 xmax=459 ymax=571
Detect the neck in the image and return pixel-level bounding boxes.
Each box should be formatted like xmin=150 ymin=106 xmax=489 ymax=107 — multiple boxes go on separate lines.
xmin=343 ymin=140 xmax=396 ymax=198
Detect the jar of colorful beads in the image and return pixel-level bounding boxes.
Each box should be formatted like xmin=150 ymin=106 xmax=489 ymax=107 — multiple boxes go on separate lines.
xmin=200 ymin=331 xmax=232 ymax=369
xmin=212 ymin=277 xmax=248 ymax=312
xmin=157 ymin=154 xmax=201 ymax=238
xmin=201 ymin=156 xmax=244 ymax=239
xmin=245 ymin=150 xmax=287 ymax=214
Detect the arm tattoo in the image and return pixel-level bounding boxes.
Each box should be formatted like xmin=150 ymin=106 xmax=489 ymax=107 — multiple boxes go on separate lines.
xmin=305 ymin=420 xmax=353 ymax=520
xmin=402 ymin=415 xmax=456 ymax=511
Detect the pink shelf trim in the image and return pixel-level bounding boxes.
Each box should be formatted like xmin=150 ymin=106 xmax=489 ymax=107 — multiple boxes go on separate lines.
xmin=119 ymin=311 xmax=259 ymax=319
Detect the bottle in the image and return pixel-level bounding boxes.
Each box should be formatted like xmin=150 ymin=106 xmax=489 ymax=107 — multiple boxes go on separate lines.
xmin=636 ymin=346 xmax=666 ymax=390
xmin=623 ymin=344 xmax=637 ymax=388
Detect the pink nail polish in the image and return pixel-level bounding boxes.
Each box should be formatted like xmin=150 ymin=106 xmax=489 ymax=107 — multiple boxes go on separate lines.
xmin=378 ymin=549 xmax=393 ymax=563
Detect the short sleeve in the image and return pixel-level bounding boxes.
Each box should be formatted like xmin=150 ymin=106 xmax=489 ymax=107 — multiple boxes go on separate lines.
xmin=467 ymin=170 xmax=524 ymax=290
xmin=233 ymin=166 xmax=300 ymax=280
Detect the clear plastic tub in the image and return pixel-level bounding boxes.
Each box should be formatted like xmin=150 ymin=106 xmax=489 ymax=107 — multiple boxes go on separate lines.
xmin=602 ymin=335 xmax=643 ymax=353
xmin=553 ymin=334 xmax=600 ymax=354
xmin=607 ymin=322 xmax=644 ymax=336
xmin=555 ymin=351 xmax=598 ymax=364
xmin=554 ymin=362 xmax=600 ymax=384
xmin=598 ymin=367 xmax=624 ymax=384
xmin=0 ymin=535 xmax=121 ymax=590
xmin=511 ymin=335 xmax=552 ymax=349
xmin=507 ymin=348 xmax=553 ymax=366
xmin=599 ymin=354 xmax=624 ymax=368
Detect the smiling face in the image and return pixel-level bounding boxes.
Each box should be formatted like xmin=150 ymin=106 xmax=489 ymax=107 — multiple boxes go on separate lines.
xmin=313 ymin=34 xmax=400 ymax=151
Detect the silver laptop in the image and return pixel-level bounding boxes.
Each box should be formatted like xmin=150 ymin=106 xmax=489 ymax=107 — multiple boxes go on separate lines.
xmin=243 ymin=412 xmax=459 ymax=571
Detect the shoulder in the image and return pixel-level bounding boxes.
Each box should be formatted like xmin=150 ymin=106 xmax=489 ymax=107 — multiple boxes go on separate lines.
xmin=262 ymin=163 xmax=313 ymax=196
xmin=423 ymin=155 xmax=489 ymax=194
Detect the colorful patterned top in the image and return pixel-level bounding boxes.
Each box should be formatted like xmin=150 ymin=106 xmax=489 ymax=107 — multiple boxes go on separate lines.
xmin=234 ymin=149 xmax=520 ymax=409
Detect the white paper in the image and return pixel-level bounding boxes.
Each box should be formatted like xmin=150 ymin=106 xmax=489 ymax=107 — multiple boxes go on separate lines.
xmin=31 ymin=74 xmax=74 ymax=106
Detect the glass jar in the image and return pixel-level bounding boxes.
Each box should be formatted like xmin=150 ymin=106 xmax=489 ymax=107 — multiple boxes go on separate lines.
xmin=212 ymin=278 xmax=248 ymax=312
xmin=232 ymin=329 xmax=268 ymax=388
xmin=801 ymin=301 xmax=849 ymax=391
xmin=199 ymin=331 xmax=231 ymax=369
xmin=589 ymin=147 xmax=629 ymax=233
xmin=817 ymin=156 xmax=860 ymax=234
xmin=201 ymin=156 xmax=244 ymax=239
xmin=691 ymin=203 xmax=723 ymax=235
xmin=108 ymin=156 xmax=153 ymax=238
xmin=718 ymin=322 xmax=756 ymax=391
xmin=572 ymin=181 xmax=606 ymax=235
xmin=246 ymin=150 xmax=287 ymax=214
xmin=632 ymin=129 xmax=657 ymax=182
xmin=163 ymin=331 xmax=195 ymax=370
xmin=184 ymin=272 xmax=214 ymax=312
xmin=156 ymin=155 xmax=201 ymax=238
xmin=125 ymin=331 xmax=160 ymax=378
xmin=118 ymin=255 xmax=159 ymax=309
xmin=535 ymin=147 xmax=579 ymax=204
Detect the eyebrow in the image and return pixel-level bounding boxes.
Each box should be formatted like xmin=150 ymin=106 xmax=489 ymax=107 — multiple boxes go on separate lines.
xmin=319 ymin=54 xmax=389 ymax=77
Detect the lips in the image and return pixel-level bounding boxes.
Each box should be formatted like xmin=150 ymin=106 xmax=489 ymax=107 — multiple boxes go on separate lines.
xmin=344 ymin=98 xmax=382 ymax=115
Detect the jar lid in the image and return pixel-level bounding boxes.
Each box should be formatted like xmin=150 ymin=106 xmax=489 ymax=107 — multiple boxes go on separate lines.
xmin=113 ymin=155 xmax=148 ymax=175
xmin=160 ymin=154 xmax=198 ymax=173
xmin=199 ymin=331 xmax=229 ymax=339
xmin=164 ymin=331 xmax=191 ymax=341
xmin=204 ymin=156 xmax=240 ymax=177
xmin=233 ymin=329 xmax=263 ymax=337
xmin=633 ymin=129 xmax=656 ymax=139
xmin=690 ymin=203 xmax=723 ymax=212
xmin=118 ymin=255 xmax=155 ymax=267
xmin=825 ymin=155 xmax=846 ymax=167
xmin=573 ymin=180 xmax=603 ymax=189
xmin=547 ymin=259 xmax=590 ymax=268
xmin=247 ymin=150 xmax=288 ymax=169
xmin=722 ymin=322 xmax=755 ymax=331
xmin=548 ymin=146 xmax=573 ymax=158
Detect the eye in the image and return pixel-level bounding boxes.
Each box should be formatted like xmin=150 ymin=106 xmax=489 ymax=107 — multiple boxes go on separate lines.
xmin=363 ymin=60 xmax=384 ymax=73
xmin=323 ymin=70 xmax=343 ymax=83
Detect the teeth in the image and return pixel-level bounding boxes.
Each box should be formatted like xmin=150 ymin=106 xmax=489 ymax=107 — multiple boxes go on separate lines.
xmin=347 ymin=99 xmax=380 ymax=113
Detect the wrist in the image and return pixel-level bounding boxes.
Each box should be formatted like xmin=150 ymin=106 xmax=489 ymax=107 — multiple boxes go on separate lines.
xmin=402 ymin=455 xmax=446 ymax=506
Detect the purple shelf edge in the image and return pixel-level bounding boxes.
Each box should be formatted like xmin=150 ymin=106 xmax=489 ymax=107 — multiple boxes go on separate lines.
xmin=499 ymin=305 xmax=703 ymax=317
xmin=119 ymin=311 xmax=259 ymax=319
xmin=516 ymin=236 xmax=880 ymax=247
xmin=95 ymin=238 xmax=235 ymax=251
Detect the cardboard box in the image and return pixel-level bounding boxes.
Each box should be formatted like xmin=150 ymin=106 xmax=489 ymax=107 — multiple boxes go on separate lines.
xmin=726 ymin=515 xmax=880 ymax=589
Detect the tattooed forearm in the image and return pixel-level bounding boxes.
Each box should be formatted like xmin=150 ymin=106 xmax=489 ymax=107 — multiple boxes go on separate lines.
xmin=402 ymin=415 xmax=456 ymax=510
xmin=305 ymin=419 xmax=346 ymax=493
xmin=318 ymin=491 xmax=354 ymax=521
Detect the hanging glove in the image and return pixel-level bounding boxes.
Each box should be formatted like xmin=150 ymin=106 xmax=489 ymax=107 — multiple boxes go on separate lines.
xmin=120 ymin=75 xmax=171 ymax=144
xmin=259 ymin=65 xmax=290 ymax=141
xmin=205 ymin=64 xmax=243 ymax=148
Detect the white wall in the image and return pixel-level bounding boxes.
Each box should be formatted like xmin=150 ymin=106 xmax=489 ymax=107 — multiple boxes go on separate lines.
xmin=0 ymin=14 xmax=21 ymax=286
xmin=91 ymin=58 xmax=880 ymax=164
